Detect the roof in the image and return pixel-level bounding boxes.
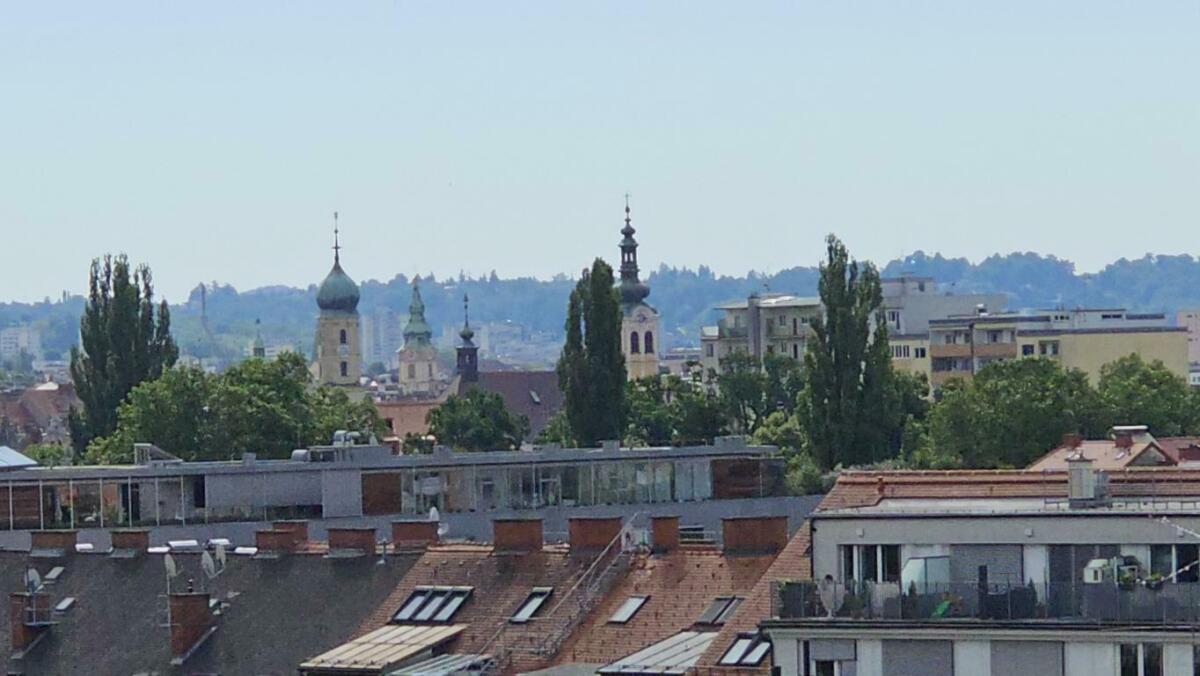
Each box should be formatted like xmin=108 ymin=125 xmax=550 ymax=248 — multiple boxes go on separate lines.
xmin=1157 ymin=437 xmax=1200 ymax=463
xmin=599 ymin=631 xmax=718 ymax=675
xmin=715 ymin=295 xmax=821 ymax=311
xmin=457 ymin=371 xmax=564 ymax=440
xmin=0 ymin=445 xmax=37 ymax=470
xmin=1027 ymin=438 xmax=1171 ymax=471
xmin=317 ymin=259 xmax=361 ymax=312
xmin=300 ymin=624 xmax=466 ymax=673
xmin=387 ymin=652 xmax=493 ymax=676
xmin=0 ymin=549 xmax=417 ymax=674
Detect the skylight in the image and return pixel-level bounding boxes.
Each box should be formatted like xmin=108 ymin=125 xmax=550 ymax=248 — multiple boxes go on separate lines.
xmin=695 ymin=596 xmax=743 ymax=625
xmin=392 ymin=586 xmax=473 ymax=623
xmin=718 ymin=633 xmax=771 ymax=666
xmin=510 ymin=587 xmax=553 ymax=623
xmin=608 ymin=595 xmax=649 ymax=624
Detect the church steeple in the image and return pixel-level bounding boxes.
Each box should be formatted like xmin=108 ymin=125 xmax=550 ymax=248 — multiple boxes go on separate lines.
xmin=252 ymin=318 xmax=266 ymax=358
xmin=403 ymin=278 xmax=433 ymax=347
xmin=618 ymin=195 xmax=650 ymax=307
xmin=456 ymin=293 xmax=479 ymax=383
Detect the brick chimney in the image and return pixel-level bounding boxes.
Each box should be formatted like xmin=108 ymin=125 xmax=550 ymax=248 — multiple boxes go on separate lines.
xmin=10 ymin=592 xmax=51 ymax=654
xmin=721 ymin=516 xmax=788 ymax=554
xmin=110 ymin=529 xmax=150 ymax=552
xmin=650 ymin=516 xmax=680 ymax=553
xmin=1115 ymin=433 xmax=1134 ymax=450
xmin=169 ymin=592 xmax=215 ymax=660
xmin=1061 ymin=433 xmax=1083 ymax=450
xmin=255 ymin=528 xmax=297 ymax=555
xmin=392 ymin=520 xmax=439 ymax=549
xmin=327 ymin=527 xmax=378 ymax=556
xmin=272 ymin=520 xmax=309 ymax=547
xmin=493 ymin=518 xmax=543 ymax=553
xmin=30 ymin=530 xmax=77 ymax=555
xmin=568 ymin=517 xmax=622 ymax=551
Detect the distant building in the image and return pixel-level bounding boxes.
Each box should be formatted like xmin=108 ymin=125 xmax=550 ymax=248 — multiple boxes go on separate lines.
xmin=312 ymin=223 xmax=362 ymax=386
xmin=0 ymin=325 xmax=42 ymax=362
xmin=928 ymin=307 xmax=1188 ymax=388
xmin=361 ymin=305 xmax=403 ymax=370
xmin=1178 ymin=309 xmax=1200 ymax=364
xmin=0 ymin=381 xmax=79 ymax=448
xmin=661 ymin=346 xmax=703 ymax=378
xmin=250 ymin=318 xmax=266 ymax=359
xmin=396 ymin=279 xmax=442 ymax=396
xmin=617 ymin=200 xmax=660 ymax=380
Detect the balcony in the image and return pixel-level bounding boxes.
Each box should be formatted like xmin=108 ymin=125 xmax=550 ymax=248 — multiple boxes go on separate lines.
xmin=974 ymin=343 xmax=1018 ymax=358
xmin=929 ymin=343 xmax=971 ymax=359
xmin=771 ymin=580 xmax=1200 ymax=626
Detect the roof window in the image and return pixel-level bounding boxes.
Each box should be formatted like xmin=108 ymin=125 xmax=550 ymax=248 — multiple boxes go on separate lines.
xmin=696 ymin=596 xmax=743 ymax=625
xmin=718 ymin=633 xmax=771 ymax=666
xmin=608 ymin=595 xmax=649 ymax=624
xmin=510 ymin=587 xmax=553 ymax=623
xmin=392 ymin=586 xmax=473 ymax=623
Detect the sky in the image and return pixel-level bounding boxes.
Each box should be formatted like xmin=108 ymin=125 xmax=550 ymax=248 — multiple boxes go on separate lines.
xmin=1 ymin=2 xmax=1197 ymax=302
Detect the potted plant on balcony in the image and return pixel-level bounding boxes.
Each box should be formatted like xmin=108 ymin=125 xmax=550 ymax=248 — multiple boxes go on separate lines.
xmin=1118 ymin=569 xmax=1138 ymax=592
xmin=1143 ymin=573 xmax=1165 ymax=591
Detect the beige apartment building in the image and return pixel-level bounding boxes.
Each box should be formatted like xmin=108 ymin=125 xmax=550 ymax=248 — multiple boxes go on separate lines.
xmin=926 ymin=308 xmax=1188 ymax=388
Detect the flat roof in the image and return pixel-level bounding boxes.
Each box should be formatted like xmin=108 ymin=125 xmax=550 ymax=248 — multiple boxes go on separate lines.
xmin=715 ymin=295 xmax=821 ymax=310
xmin=299 ymin=624 xmax=466 ymax=672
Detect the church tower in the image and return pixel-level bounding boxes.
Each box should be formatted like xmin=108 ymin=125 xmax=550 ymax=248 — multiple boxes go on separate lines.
xmin=251 ymin=318 xmax=266 ymax=359
xmin=396 ymin=278 xmax=440 ymax=395
xmin=456 ymin=293 xmax=479 ymax=383
xmin=617 ymin=198 xmax=660 ymax=380
xmin=313 ymin=216 xmax=362 ymax=386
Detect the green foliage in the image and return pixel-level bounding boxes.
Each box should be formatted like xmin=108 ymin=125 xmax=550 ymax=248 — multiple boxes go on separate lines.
xmin=752 ymin=410 xmax=805 ymax=452
xmin=624 ymin=378 xmax=679 ymax=447
xmin=714 ymin=352 xmax=803 ymax=434
xmin=69 ymin=255 xmax=178 ymax=453
xmin=21 ymin=443 xmax=71 ymax=468
xmin=926 ymin=358 xmax=1106 ymax=468
xmin=84 ymin=352 xmax=386 ymax=463
xmin=534 ymin=410 xmax=576 ymax=447
xmin=557 ymin=259 xmax=626 ymax=446
xmin=783 ymin=450 xmax=832 ymax=495
xmin=1097 ymin=354 xmax=1198 ymax=436
xmin=799 ymin=235 xmax=906 ymax=469
xmin=427 ymin=388 xmax=529 ymax=451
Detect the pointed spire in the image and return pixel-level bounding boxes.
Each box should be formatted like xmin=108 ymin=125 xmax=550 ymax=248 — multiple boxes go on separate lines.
xmin=332 ymin=211 xmax=341 ymax=264
xmin=460 ymin=293 xmax=475 ymax=344
xmin=618 ymin=194 xmax=649 ymax=306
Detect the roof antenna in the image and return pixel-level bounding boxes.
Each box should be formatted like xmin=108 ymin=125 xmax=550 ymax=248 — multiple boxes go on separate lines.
xmin=332 ymin=211 xmax=341 ymax=264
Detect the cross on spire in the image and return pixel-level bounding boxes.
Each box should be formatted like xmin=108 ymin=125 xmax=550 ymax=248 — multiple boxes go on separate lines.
xmin=332 ymin=211 xmax=341 ymax=264
xmin=624 ymin=192 xmax=631 ymax=226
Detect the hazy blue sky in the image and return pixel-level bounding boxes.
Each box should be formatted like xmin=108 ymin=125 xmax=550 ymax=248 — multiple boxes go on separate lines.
xmin=2 ymin=2 xmax=1196 ymax=302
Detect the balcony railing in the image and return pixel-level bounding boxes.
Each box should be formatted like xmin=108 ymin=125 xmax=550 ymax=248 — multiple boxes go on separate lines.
xmin=772 ymin=580 xmax=1200 ymax=625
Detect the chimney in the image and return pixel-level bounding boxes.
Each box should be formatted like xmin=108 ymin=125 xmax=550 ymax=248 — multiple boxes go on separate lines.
xmin=651 ymin=516 xmax=680 ymax=553
xmin=327 ymin=527 xmax=378 ymax=556
xmin=272 ymin=520 xmax=309 ymax=547
xmin=493 ymin=518 xmax=543 ymax=553
xmin=1061 ymin=433 xmax=1083 ymax=450
xmin=110 ymin=529 xmax=150 ymax=553
xmin=1115 ymin=433 xmax=1134 ymax=450
xmin=255 ymin=529 xmax=297 ymax=555
xmin=30 ymin=530 xmax=78 ymax=556
xmin=10 ymin=592 xmax=51 ymax=654
xmin=169 ymin=592 xmax=215 ymax=660
xmin=568 ymin=517 xmax=622 ymax=551
xmin=392 ymin=520 xmax=439 ymax=549
xmin=721 ymin=516 xmax=788 ymax=554
xmin=1067 ymin=455 xmax=1101 ymax=507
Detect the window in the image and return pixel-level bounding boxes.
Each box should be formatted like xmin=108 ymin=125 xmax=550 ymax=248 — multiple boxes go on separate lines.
xmin=705 ymin=343 xmax=714 ymax=358
xmin=696 ymin=596 xmax=743 ymax=625
xmin=1022 ymin=344 xmax=1035 ymax=356
xmin=192 ymin=476 xmax=206 ymax=509
xmin=609 ymin=595 xmax=648 ymax=624
xmin=427 ymin=364 xmax=433 ymax=378
xmin=511 ymin=587 xmax=553 ymax=623
xmin=392 ymin=586 xmax=473 ymax=623
xmin=778 ymin=316 xmax=786 ymax=327
xmin=1039 ymin=341 xmax=1060 ymax=356
xmin=1149 ymin=544 xmax=1200 ymax=582
xmin=841 ymin=545 xmax=901 ymax=584
xmin=914 ymin=347 xmax=927 ymax=359
xmin=340 ymin=361 xmax=348 ymax=377
xmin=793 ymin=318 xmax=799 ymax=334
xmin=339 ymin=329 xmax=347 ymax=345
xmin=407 ymin=364 xmax=416 ymax=379
xmin=1121 ymin=643 xmax=1163 ymax=676
xmin=792 ymin=343 xmax=800 ymax=359
xmin=644 ymin=331 xmax=654 ymax=354
xmin=718 ymin=633 xmax=771 ymax=666
xmin=630 ymin=332 xmax=640 ymax=354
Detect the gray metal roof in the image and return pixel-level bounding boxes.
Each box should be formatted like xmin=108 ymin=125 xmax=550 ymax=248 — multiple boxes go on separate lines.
xmin=0 ymin=445 xmax=37 ymax=470
xmin=599 ymin=631 xmax=718 ymax=675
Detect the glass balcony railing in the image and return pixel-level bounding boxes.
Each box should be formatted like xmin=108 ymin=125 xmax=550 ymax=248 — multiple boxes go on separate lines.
xmin=772 ymin=580 xmax=1200 ymax=625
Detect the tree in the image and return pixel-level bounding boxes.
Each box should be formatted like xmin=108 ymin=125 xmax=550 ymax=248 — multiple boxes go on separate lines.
xmin=671 ymin=387 xmax=726 ymax=445
xmin=1098 ymin=354 xmax=1197 ymax=436
xmin=534 ymin=410 xmax=576 ymax=447
xmin=624 ymin=377 xmax=681 ymax=447
xmin=69 ymin=255 xmax=177 ymax=453
xmin=798 ymin=235 xmax=901 ymax=469
xmin=715 ymin=352 xmax=804 ymax=434
xmin=427 ymin=388 xmax=529 ymax=451
xmin=21 ymin=442 xmax=71 ymax=468
xmin=926 ymin=358 xmax=1106 ymax=468
xmin=556 ymin=259 xmax=626 ymax=446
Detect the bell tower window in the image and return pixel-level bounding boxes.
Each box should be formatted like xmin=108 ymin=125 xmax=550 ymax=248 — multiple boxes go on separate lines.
xmin=644 ymin=331 xmax=654 ymax=354
xmin=339 ymin=329 xmax=347 ymax=345
xmin=339 ymin=361 xmax=348 ymax=377
xmin=630 ymin=332 xmax=640 ymax=354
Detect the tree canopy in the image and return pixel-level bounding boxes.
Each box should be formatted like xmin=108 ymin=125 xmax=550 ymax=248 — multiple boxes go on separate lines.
xmin=426 ymin=388 xmax=530 ymax=452
xmin=556 ymin=259 xmax=626 ymax=446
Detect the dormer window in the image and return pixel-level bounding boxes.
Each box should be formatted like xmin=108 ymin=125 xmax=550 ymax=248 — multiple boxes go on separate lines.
xmin=719 ymin=633 xmax=771 ymax=666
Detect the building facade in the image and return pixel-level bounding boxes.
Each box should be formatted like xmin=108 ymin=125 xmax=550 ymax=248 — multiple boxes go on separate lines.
xmin=618 ymin=201 xmax=661 ymax=380
xmin=312 ymin=226 xmax=362 ymax=386
xmin=701 ymin=294 xmax=822 ymax=376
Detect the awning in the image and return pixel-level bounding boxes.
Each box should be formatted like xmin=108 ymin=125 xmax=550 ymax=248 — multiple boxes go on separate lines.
xmin=300 ymin=624 xmax=466 ymax=673
xmin=386 ymin=652 xmax=493 ymax=676
xmin=598 ymin=631 xmax=718 ymax=675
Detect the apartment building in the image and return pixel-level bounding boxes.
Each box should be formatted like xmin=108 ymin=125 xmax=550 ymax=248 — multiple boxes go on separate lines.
xmin=927 ymin=308 xmax=1187 ymax=388
xmin=763 ymin=463 xmax=1200 ymax=676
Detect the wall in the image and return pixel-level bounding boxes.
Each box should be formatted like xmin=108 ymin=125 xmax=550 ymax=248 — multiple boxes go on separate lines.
xmin=314 ymin=312 xmax=361 ymax=386
xmin=1057 ymin=330 xmax=1189 ymax=384
xmin=321 ymin=470 xmax=363 ymax=518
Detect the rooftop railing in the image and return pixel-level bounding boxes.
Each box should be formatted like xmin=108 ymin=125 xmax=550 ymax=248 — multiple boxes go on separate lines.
xmin=772 ymin=580 xmax=1200 ymax=626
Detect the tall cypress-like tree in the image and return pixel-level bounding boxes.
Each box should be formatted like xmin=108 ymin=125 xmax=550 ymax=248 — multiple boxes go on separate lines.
xmin=69 ymin=255 xmax=178 ymax=453
xmin=800 ymin=235 xmax=895 ymax=469
xmin=556 ymin=259 xmax=626 ymax=446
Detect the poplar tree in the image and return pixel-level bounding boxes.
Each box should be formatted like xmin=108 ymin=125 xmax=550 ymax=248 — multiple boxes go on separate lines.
xmin=68 ymin=255 xmax=178 ymax=452
xmin=556 ymin=259 xmax=626 ymax=446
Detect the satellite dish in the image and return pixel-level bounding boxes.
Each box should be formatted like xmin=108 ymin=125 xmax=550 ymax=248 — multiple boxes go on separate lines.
xmin=25 ymin=568 xmax=41 ymax=593
xmin=164 ymin=554 xmax=178 ymax=579
xmin=428 ymin=506 xmax=440 ymax=523
xmin=215 ymin=543 xmax=227 ymax=568
xmin=201 ymin=551 xmax=217 ymax=579
xmin=437 ymin=522 xmax=449 ymax=537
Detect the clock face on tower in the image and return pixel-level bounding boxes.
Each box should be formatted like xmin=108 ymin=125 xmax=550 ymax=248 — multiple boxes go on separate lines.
xmin=636 ymin=312 xmax=647 ymax=324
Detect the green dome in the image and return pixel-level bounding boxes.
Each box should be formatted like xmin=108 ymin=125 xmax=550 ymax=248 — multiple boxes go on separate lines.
xmin=316 ymin=260 xmax=360 ymax=312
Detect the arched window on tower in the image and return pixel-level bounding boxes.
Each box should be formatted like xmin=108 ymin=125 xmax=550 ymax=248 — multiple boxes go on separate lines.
xmin=407 ymin=364 xmax=416 ymax=379
xmin=340 ymin=361 xmax=348 ymax=377
xmin=427 ymin=364 xmax=433 ymax=378
xmin=644 ymin=331 xmax=654 ymax=355
xmin=629 ymin=332 xmax=640 ymax=354
xmin=339 ymin=329 xmax=347 ymax=345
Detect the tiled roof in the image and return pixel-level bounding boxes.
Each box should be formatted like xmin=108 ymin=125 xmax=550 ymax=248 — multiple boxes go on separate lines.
xmin=1157 ymin=437 xmax=1200 ymax=463
xmin=552 ymin=548 xmax=776 ymax=669
xmin=1026 ymin=440 xmax=1170 ymax=471
xmin=457 ymin=371 xmax=564 ymax=440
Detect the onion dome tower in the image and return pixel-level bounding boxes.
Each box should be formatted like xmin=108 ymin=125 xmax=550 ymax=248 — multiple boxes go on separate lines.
xmin=617 ymin=196 xmax=660 ymax=380
xmin=313 ymin=214 xmax=362 ymax=386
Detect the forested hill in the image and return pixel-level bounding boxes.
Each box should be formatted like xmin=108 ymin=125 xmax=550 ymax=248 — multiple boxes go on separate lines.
xmin=4 ymin=251 xmax=1200 ymax=360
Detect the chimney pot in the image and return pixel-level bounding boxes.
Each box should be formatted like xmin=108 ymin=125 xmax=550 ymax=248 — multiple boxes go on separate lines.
xmin=721 ymin=516 xmax=788 ymax=554
xmin=392 ymin=520 xmax=439 ymax=549
xmin=327 ymin=527 xmax=378 ymax=556
xmin=492 ymin=518 xmax=543 ymax=552
xmin=651 ymin=516 xmax=680 ymax=553
xmin=568 ymin=517 xmax=623 ymax=551
xmin=169 ymin=592 xmax=214 ymax=659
